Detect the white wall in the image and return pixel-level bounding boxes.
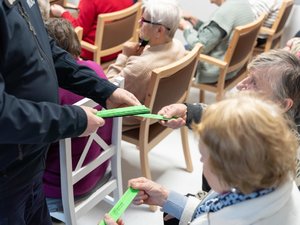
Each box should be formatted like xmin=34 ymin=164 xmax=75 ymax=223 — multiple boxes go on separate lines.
xmin=175 ymin=0 xmax=217 ymax=43
xmin=281 ymin=4 xmax=300 ymax=46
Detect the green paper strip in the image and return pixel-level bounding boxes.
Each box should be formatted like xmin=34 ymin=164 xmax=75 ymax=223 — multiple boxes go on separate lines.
xmin=96 ymin=105 xmax=150 ymax=118
xmin=99 ymin=187 xmax=139 ymax=225
xmin=135 ymin=113 xmax=174 ymax=120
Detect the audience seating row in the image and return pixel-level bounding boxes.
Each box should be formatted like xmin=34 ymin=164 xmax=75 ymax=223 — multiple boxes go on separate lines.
xmin=52 ymin=0 xmax=294 ymax=223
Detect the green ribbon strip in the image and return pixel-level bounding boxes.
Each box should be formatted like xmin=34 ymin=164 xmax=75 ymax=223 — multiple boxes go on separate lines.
xmin=96 ymin=105 xmax=150 ymax=118
xmin=135 ymin=113 xmax=173 ymax=120
xmin=98 ymin=187 xmax=139 ymax=225
xmin=96 ymin=105 xmax=176 ymax=120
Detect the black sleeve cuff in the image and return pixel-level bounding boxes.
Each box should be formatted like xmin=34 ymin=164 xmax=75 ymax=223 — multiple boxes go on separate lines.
xmin=184 ymin=103 xmax=205 ymax=129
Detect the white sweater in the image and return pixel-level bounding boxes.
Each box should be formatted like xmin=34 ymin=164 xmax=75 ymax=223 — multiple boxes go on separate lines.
xmin=180 ymin=181 xmax=300 ymax=225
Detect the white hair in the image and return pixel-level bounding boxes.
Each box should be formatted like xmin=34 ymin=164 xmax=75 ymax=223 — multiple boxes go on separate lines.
xmin=142 ymin=0 xmax=181 ymax=38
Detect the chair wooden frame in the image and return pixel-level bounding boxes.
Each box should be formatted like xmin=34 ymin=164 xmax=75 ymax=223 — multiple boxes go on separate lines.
xmin=50 ymin=78 xmax=125 ymax=225
xmin=80 ymin=2 xmax=142 ymax=66
xmin=74 ymin=26 xmax=83 ymax=42
xmin=254 ymin=0 xmax=294 ymax=53
xmin=192 ymin=15 xmax=265 ymax=102
xmin=122 ymin=44 xmax=202 ymax=181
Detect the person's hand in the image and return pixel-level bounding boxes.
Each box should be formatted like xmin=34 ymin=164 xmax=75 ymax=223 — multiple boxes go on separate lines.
xmin=106 ymin=88 xmax=141 ymax=109
xmin=50 ymin=4 xmax=66 ymax=17
xmin=129 ymin=177 xmax=169 ymax=207
xmin=122 ymin=41 xmax=144 ymax=57
xmin=158 ymin=103 xmax=187 ymax=129
xmin=79 ymin=106 xmax=105 ymax=137
xmin=178 ymin=18 xmax=193 ymax=31
xmin=103 ymin=214 xmax=124 ymax=225
xmin=182 ymin=13 xmax=199 ymax=27
xmin=283 ymin=37 xmax=300 ymax=58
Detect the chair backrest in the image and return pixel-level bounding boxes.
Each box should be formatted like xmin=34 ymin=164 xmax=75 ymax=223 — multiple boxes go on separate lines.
xmin=50 ymin=78 xmax=124 ymax=225
xmin=122 ymin=44 xmax=201 ymax=181
xmin=225 ymin=14 xmax=266 ymax=73
xmin=74 ymin=26 xmax=83 ymax=42
xmin=193 ymin=15 xmax=265 ymax=102
xmin=93 ymin=2 xmax=142 ymax=64
xmin=147 ymin=44 xmax=202 ymax=114
xmin=266 ymin=0 xmax=294 ymax=50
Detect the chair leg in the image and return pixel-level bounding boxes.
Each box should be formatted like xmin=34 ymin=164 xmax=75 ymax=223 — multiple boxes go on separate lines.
xmin=139 ymin=147 xmax=158 ymax=212
xmin=180 ymin=127 xmax=193 ymax=172
xmin=139 ymin=147 xmax=152 ymax=180
xmin=216 ymin=91 xmax=223 ymax=101
xmin=199 ymin=90 xmax=205 ymax=103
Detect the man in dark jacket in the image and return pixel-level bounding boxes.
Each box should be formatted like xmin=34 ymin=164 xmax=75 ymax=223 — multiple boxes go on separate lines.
xmin=0 ymin=0 xmax=140 ymax=224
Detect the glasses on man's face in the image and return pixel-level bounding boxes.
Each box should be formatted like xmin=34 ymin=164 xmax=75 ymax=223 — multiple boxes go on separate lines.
xmin=139 ymin=17 xmax=170 ymax=31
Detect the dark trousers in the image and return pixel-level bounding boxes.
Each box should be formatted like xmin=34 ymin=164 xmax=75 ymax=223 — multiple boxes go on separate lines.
xmin=0 ymin=172 xmax=52 ymax=225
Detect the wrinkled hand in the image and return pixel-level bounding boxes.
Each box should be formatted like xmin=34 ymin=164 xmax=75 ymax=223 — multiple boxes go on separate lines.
xmin=183 ymin=15 xmax=199 ymax=27
xmin=50 ymin=4 xmax=66 ymax=17
xmin=283 ymin=37 xmax=300 ymax=58
xmin=158 ymin=103 xmax=187 ymax=129
xmin=103 ymin=214 xmax=124 ymax=225
xmin=106 ymin=88 xmax=141 ymax=109
xmin=79 ymin=106 xmax=105 ymax=137
xmin=129 ymin=177 xmax=169 ymax=207
xmin=179 ymin=18 xmax=193 ymax=30
xmin=122 ymin=41 xmax=144 ymax=57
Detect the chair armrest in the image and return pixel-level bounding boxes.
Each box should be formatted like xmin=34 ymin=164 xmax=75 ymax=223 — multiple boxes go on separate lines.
xmin=64 ymin=2 xmax=78 ymax=10
xmin=259 ymin=27 xmax=275 ymax=36
xmin=199 ymin=54 xmax=227 ymax=69
xmin=81 ymin=40 xmax=98 ymax=53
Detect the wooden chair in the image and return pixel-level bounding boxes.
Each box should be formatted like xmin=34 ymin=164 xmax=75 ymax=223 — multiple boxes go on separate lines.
xmin=80 ymin=2 xmax=142 ymax=67
xmin=74 ymin=26 xmax=83 ymax=42
xmin=192 ymin=15 xmax=265 ymax=103
xmin=50 ymin=78 xmax=124 ymax=225
xmin=254 ymin=0 xmax=294 ymax=54
xmin=122 ymin=44 xmax=202 ymax=182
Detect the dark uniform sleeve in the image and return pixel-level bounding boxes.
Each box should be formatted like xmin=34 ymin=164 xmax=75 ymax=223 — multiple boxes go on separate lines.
xmin=0 ymin=3 xmax=86 ymax=144
xmin=49 ymin=38 xmax=117 ymax=108
xmin=0 ymin=71 xmax=87 ymax=144
xmin=184 ymin=103 xmax=207 ymax=129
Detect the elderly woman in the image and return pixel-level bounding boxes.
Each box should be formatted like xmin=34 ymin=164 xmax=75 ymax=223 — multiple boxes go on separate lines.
xmin=158 ymin=50 xmax=300 ymax=196
xmin=105 ymin=94 xmax=300 ymax=225
xmin=179 ymin=0 xmax=254 ymax=83
xmin=106 ymin=0 xmax=185 ymax=126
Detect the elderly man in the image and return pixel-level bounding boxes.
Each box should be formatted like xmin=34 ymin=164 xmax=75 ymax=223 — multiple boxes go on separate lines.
xmin=106 ymin=0 xmax=185 ymax=127
xmin=179 ymin=0 xmax=254 ymax=84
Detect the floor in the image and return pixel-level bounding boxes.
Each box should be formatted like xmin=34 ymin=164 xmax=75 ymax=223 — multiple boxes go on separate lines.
xmin=53 ymin=87 xmax=215 ymax=225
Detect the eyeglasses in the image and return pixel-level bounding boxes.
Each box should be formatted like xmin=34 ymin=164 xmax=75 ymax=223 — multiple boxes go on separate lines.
xmin=140 ymin=17 xmax=171 ymax=31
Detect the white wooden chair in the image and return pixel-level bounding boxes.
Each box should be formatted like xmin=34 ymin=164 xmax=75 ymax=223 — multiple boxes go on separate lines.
xmin=50 ymin=78 xmax=124 ymax=225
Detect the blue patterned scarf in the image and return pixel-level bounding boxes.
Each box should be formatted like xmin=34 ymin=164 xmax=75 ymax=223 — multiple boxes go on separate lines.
xmin=193 ymin=188 xmax=274 ymax=219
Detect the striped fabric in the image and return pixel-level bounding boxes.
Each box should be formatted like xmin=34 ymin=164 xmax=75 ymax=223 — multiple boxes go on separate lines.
xmin=249 ymin=0 xmax=282 ymax=36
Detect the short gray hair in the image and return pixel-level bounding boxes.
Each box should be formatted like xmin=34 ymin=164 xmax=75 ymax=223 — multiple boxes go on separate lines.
xmin=142 ymin=0 xmax=180 ymax=38
xmin=248 ymin=49 xmax=300 ymax=121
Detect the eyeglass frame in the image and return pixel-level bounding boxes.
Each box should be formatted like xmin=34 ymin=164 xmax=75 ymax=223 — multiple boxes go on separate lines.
xmin=139 ymin=17 xmax=171 ymax=31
